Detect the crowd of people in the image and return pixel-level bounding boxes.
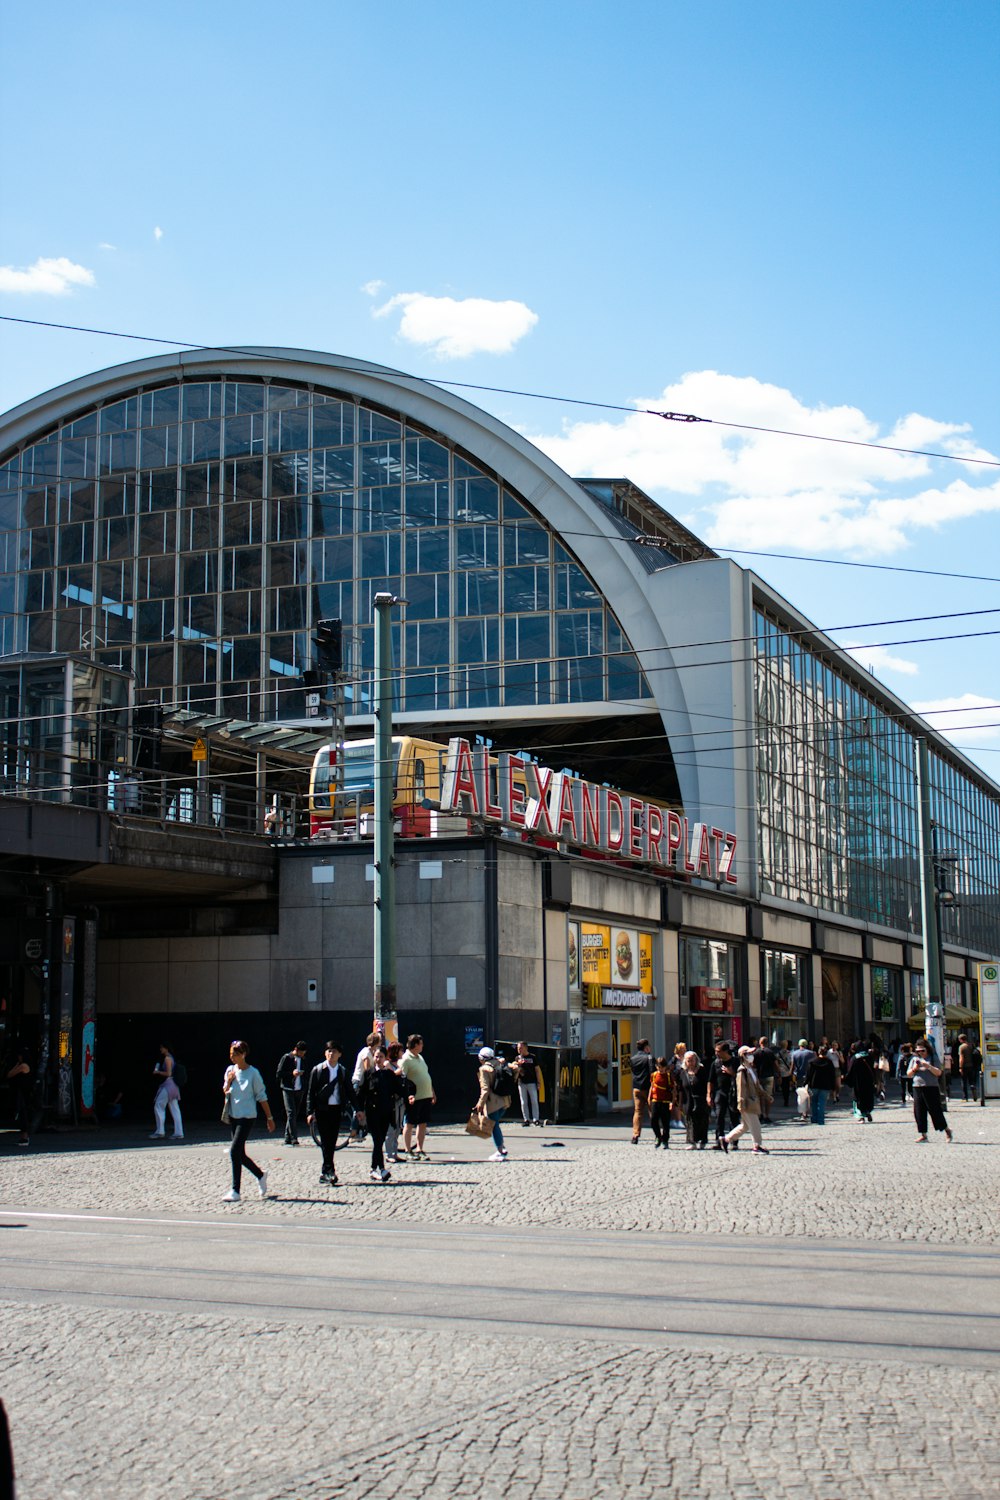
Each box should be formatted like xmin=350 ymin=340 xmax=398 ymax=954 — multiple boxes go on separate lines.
xmin=627 ymin=1029 xmax=985 ymax=1157
xmin=213 ymin=1033 xmax=547 ymax=1200
xmin=2 ymin=1024 xmax=986 ymax=1184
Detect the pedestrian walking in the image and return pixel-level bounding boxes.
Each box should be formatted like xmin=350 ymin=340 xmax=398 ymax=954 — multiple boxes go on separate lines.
xmin=150 ymin=1043 xmax=183 ymax=1140
xmin=775 ymin=1040 xmax=794 ymax=1108
xmin=648 ymin=1056 xmax=678 ymax=1148
xmin=827 ymin=1040 xmax=843 ymax=1102
xmin=358 ymin=1049 xmax=408 ymax=1182
xmin=790 ymin=1038 xmax=816 ymax=1092
xmin=401 ymin=1034 xmax=436 ymax=1160
xmin=895 ymin=1043 xmax=913 ymax=1104
xmin=349 ymin=1031 xmax=380 ymax=1142
xmin=680 ymin=1050 xmax=710 ymax=1150
xmin=384 ymin=1041 xmax=411 ymax=1162
xmin=5 ymin=1039 xmax=33 ymax=1147
xmin=844 ymin=1042 xmax=876 ymax=1123
xmin=958 ymin=1034 xmax=982 ymax=1103
xmin=475 ymin=1047 xmax=510 ymax=1161
xmin=222 ymin=1041 xmax=275 ymax=1202
xmin=707 ymin=1042 xmax=740 ymax=1150
xmin=513 ymin=1040 xmax=542 ymax=1126
xmin=805 ymin=1046 xmax=837 ymax=1124
xmin=720 ymin=1046 xmax=768 ymax=1155
xmin=306 ymin=1041 xmax=357 ymax=1186
xmin=908 ymin=1042 xmax=953 ymax=1143
xmin=629 ymin=1038 xmax=655 ymax=1143
xmin=668 ymin=1041 xmax=688 ymax=1131
xmin=275 ymin=1040 xmax=307 ymax=1145
xmin=752 ymin=1037 xmax=778 ymax=1123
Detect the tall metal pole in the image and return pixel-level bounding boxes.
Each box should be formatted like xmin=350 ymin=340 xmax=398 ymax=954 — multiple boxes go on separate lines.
xmin=915 ymin=737 xmax=945 ymax=1068
xmin=373 ymin=592 xmax=399 ymax=1044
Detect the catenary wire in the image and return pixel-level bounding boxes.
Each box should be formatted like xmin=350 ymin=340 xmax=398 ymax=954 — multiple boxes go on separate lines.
xmin=2 ymin=312 xmax=998 ymax=470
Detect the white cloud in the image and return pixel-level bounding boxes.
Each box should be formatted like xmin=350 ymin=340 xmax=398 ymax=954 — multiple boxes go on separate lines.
xmin=911 ymin=694 xmax=1000 ymax=745
xmin=844 ymin=644 xmax=920 ymax=678
xmin=98 ymin=242 xmax=117 ymax=251
xmin=524 ymin=370 xmax=1000 ymax=556
xmin=361 ymin=279 xmax=385 ymax=297
xmin=0 ymin=255 xmax=96 ymax=296
xmin=373 ymin=291 xmax=538 ymax=358
xmin=153 ymin=226 xmax=163 ymax=240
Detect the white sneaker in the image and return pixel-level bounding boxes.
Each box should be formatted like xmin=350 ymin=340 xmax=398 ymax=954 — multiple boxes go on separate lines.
xmin=257 ymin=1172 xmax=269 ymax=1199
xmin=488 ymin=1150 xmax=507 ymax=1162
xmin=149 ymin=1132 xmax=165 ymax=1139
xmin=223 ymin=1189 xmax=240 ymax=1202
xmin=370 ymin=1168 xmax=381 ymax=1181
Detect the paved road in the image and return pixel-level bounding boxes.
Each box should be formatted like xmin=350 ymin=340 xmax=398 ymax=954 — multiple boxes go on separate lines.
xmin=2 ymin=1099 xmax=999 ymax=1499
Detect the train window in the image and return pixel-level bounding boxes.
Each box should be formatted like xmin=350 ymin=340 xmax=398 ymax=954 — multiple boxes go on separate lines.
xmin=414 ymin=758 xmax=426 ymax=803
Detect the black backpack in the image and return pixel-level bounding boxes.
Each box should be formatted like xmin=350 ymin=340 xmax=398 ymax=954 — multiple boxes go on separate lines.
xmin=490 ymin=1060 xmax=516 ymax=1100
xmin=172 ymin=1060 xmax=188 ymax=1088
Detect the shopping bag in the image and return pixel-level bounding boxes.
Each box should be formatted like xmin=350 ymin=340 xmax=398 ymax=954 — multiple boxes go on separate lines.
xmin=796 ymin=1085 xmax=810 ymax=1115
xmin=465 ymin=1110 xmax=492 ymax=1138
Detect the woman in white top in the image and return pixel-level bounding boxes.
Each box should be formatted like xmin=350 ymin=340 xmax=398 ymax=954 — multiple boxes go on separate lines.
xmin=222 ymin=1040 xmax=275 ymax=1202
xmin=150 ymin=1044 xmax=183 ymax=1140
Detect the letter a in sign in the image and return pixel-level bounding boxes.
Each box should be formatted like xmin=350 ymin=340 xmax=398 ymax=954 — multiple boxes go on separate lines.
xmin=441 ymin=737 xmax=480 ymax=816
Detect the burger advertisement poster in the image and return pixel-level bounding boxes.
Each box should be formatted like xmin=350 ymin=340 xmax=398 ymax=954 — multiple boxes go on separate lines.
xmin=580 ymin=923 xmax=653 ymax=995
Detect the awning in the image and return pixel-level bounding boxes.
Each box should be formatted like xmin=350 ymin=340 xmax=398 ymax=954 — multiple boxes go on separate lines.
xmin=907 ymin=1004 xmax=980 ymax=1031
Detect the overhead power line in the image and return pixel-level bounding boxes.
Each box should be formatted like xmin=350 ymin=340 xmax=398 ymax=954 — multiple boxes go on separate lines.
xmin=2 ymin=313 xmax=997 ymax=469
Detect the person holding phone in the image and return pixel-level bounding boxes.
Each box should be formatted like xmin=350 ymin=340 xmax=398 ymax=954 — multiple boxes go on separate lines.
xmin=908 ymin=1041 xmax=953 ymax=1144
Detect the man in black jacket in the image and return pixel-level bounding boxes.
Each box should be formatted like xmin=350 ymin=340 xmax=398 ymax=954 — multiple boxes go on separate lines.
xmin=306 ymin=1042 xmax=357 ymax=1186
xmin=276 ymin=1041 xmax=307 ymax=1145
xmin=630 ymin=1039 xmax=655 ymax=1144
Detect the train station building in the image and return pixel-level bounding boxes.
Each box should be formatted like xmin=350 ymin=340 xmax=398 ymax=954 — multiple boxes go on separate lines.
xmin=1 ymin=348 xmax=997 ymax=1116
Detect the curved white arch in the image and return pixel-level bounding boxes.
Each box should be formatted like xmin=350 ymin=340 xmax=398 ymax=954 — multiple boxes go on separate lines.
xmin=1 ymin=346 xmax=719 ymax=818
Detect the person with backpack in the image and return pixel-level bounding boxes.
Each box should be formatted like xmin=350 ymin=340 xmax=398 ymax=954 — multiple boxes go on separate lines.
xmin=475 ymin=1047 xmax=513 ymax=1161
xmin=150 ymin=1042 xmax=183 ymax=1141
xmin=276 ymin=1041 xmax=307 ymax=1145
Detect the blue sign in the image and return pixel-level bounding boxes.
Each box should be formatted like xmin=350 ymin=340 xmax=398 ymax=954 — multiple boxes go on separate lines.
xmin=465 ymin=1025 xmax=484 ymax=1055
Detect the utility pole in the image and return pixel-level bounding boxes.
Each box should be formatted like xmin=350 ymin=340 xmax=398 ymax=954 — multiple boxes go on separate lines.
xmin=915 ymin=738 xmax=945 ymax=1071
xmin=373 ymin=592 xmax=403 ymax=1044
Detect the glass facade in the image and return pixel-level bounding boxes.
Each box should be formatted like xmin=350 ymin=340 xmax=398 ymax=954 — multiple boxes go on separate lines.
xmin=755 ymin=608 xmax=1000 ymax=953
xmin=761 ymin=947 xmax=811 ymax=1043
xmin=0 ymin=378 xmax=651 ymax=724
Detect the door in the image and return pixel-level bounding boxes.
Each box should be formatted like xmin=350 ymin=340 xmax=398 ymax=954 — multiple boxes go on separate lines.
xmin=821 ymin=960 xmax=860 ymax=1045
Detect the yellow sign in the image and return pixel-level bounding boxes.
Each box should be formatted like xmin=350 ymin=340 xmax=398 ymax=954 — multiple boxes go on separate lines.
xmin=191 ymin=738 xmax=208 ymax=762
xmin=581 ymin=923 xmax=611 ymax=986
xmin=639 ymin=933 xmax=653 ymax=995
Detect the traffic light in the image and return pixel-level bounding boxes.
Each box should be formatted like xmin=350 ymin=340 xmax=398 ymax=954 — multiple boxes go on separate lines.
xmin=315 ymin=618 xmax=343 ymax=674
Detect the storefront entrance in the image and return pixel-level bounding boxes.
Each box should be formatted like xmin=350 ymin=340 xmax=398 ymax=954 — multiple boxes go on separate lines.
xmin=821 ymin=959 xmax=860 ymax=1045
xmin=583 ymin=1013 xmax=647 ymax=1110
xmin=689 ymin=1014 xmax=743 ymax=1060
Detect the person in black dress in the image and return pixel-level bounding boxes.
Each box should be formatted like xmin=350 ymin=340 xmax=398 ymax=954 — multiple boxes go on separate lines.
xmin=844 ymin=1042 xmax=875 ymax=1122
xmin=680 ymin=1050 xmax=710 ymax=1150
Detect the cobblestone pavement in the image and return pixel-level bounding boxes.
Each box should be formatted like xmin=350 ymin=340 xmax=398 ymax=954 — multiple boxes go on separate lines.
xmin=1 ymin=1094 xmax=998 ymax=1243
xmin=2 ymin=1098 xmax=999 ymax=1499
xmin=2 ymin=1299 xmax=998 ymax=1500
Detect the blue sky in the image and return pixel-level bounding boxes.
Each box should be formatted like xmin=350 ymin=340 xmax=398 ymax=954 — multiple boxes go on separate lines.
xmin=1 ymin=1 xmax=998 ymax=766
